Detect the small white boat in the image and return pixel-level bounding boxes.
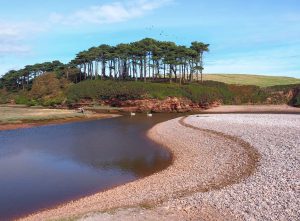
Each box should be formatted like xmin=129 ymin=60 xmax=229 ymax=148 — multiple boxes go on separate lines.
xmin=147 ymin=113 xmax=153 ymax=117
xmin=130 ymin=112 xmax=136 ymax=116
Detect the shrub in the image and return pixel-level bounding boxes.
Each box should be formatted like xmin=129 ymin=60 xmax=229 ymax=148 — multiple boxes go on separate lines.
xmin=41 ymin=97 xmax=64 ymax=107
xmin=0 ymin=89 xmax=8 ymax=104
xmin=184 ymin=84 xmax=222 ymax=104
xmin=15 ymin=95 xmax=31 ymax=105
xmin=143 ymin=83 xmax=186 ymax=99
xmin=289 ymin=89 xmax=300 ymax=107
xmin=293 ymin=94 xmax=300 ymax=107
xmin=67 ymin=80 xmax=143 ymax=101
xmin=66 ymin=80 xmax=272 ymax=105
xmin=31 ymin=73 xmax=61 ymax=99
xmin=227 ymin=85 xmax=267 ymax=104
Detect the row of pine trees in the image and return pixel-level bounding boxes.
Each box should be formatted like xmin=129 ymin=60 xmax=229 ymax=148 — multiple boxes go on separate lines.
xmin=0 ymin=38 xmax=209 ymax=91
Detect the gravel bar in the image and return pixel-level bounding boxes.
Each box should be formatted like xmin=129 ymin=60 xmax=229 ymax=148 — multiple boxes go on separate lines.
xmin=179 ymin=114 xmax=300 ymax=220
xmin=20 ymin=114 xmax=299 ymax=221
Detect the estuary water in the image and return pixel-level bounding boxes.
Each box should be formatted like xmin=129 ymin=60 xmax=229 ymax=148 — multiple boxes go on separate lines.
xmin=0 ymin=114 xmax=179 ymax=220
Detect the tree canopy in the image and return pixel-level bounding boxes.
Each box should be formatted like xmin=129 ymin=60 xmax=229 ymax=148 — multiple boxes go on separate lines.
xmin=0 ymin=38 xmax=209 ymax=91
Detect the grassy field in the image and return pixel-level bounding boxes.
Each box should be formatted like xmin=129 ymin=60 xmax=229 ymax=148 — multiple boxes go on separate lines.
xmin=0 ymin=105 xmax=83 ymax=124
xmin=203 ymin=74 xmax=300 ymax=87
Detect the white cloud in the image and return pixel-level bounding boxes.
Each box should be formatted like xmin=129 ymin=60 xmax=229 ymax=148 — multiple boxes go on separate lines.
xmin=49 ymin=0 xmax=173 ymax=25
xmin=0 ymin=0 xmax=173 ymax=75
xmin=0 ymin=21 xmax=44 ymax=39
xmin=0 ymin=21 xmax=44 ymax=55
xmin=0 ymin=44 xmax=30 ymax=54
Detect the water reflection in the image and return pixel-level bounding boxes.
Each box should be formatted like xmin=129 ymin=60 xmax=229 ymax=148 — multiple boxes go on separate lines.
xmin=0 ymin=114 xmax=179 ymax=220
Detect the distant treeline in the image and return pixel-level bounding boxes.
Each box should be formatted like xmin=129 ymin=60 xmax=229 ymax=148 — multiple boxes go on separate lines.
xmin=0 ymin=38 xmax=209 ymax=91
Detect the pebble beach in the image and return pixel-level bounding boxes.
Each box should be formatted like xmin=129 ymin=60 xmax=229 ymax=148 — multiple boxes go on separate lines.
xmin=20 ymin=113 xmax=299 ymax=221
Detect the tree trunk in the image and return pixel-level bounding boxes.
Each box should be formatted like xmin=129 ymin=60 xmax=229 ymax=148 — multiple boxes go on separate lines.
xmin=95 ymin=61 xmax=98 ymax=79
xmin=144 ymin=57 xmax=147 ymax=82
xmin=200 ymin=52 xmax=203 ymax=83
xmin=140 ymin=58 xmax=143 ymax=81
xmin=84 ymin=63 xmax=87 ymax=79
xmin=102 ymin=60 xmax=106 ymax=79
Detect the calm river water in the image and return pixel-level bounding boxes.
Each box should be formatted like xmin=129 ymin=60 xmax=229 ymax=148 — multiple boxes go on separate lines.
xmin=0 ymin=114 xmax=180 ymax=220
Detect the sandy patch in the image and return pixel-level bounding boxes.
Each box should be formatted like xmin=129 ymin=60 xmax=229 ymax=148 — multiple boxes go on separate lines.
xmin=202 ymin=104 xmax=300 ymax=113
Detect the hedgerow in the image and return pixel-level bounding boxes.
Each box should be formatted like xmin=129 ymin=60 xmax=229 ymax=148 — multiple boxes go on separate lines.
xmin=66 ymin=80 xmax=270 ymax=105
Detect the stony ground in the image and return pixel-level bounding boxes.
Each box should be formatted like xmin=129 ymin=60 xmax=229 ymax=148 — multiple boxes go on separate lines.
xmin=20 ymin=114 xmax=299 ymax=221
xmin=181 ymin=114 xmax=300 ymax=221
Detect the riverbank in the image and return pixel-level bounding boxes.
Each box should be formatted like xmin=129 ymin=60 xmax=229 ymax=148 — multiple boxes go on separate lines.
xmin=201 ymin=104 xmax=300 ymax=113
xmin=78 ymin=114 xmax=299 ymax=220
xmin=0 ymin=105 xmax=119 ymax=131
xmin=20 ymin=114 xmax=260 ymax=221
xmin=3 ymin=104 xmax=297 ymax=132
xmin=17 ymin=109 xmax=300 ymax=220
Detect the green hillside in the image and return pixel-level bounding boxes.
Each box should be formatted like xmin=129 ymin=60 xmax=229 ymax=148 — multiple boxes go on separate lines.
xmin=204 ymin=74 xmax=300 ymax=87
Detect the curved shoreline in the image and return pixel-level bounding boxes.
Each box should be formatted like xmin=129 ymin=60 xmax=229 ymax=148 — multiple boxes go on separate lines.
xmin=178 ymin=116 xmax=260 ymax=190
xmin=20 ymin=115 xmax=259 ymax=221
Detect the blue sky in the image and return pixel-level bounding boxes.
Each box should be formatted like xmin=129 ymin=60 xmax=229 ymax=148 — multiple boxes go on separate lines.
xmin=0 ymin=0 xmax=299 ymax=77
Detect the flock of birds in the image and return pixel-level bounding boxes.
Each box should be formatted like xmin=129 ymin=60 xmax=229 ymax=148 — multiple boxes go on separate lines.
xmin=144 ymin=25 xmax=188 ymax=41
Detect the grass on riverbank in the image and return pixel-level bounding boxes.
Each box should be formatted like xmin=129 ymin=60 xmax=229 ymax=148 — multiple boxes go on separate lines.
xmin=203 ymin=74 xmax=300 ymax=87
xmin=0 ymin=105 xmax=83 ymax=124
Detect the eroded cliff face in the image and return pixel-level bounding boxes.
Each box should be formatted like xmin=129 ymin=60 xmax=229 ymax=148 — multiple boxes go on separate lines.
xmin=289 ymin=88 xmax=300 ymax=107
xmin=266 ymin=87 xmax=300 ymax=107
xmin=70 ymin=97 xmax=220 ymax=113
xmin=104 ymin=97 xmax=221 ymax=113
